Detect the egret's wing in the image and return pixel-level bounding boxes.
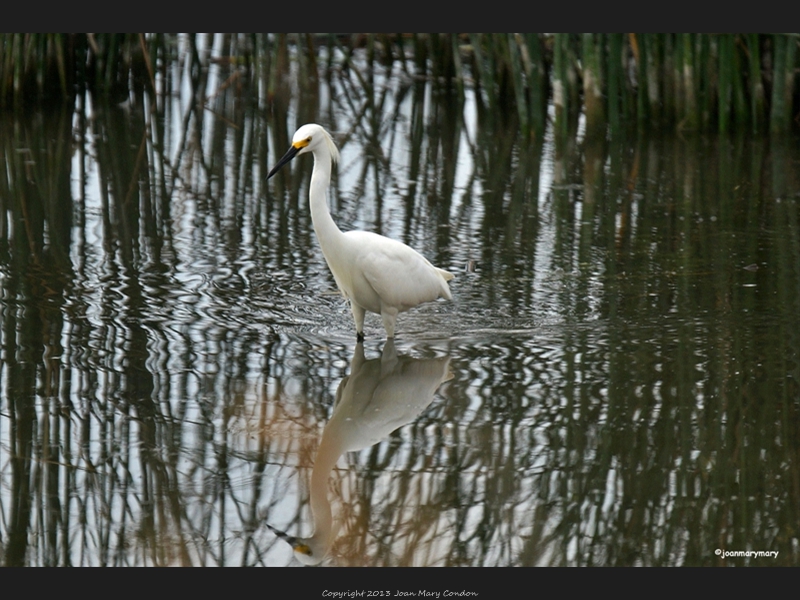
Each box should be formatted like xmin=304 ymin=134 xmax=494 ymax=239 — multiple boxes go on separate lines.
xmin=356 ymin=235 xmax=450 ymax=309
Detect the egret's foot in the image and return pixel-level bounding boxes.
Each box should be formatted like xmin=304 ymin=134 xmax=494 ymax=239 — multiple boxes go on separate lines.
xmin=356 ymin=332 xmax=364 ymax=343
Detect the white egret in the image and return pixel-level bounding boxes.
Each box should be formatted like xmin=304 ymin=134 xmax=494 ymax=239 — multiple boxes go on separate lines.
xmin=267 ymin=124 xmax=454 ymax=341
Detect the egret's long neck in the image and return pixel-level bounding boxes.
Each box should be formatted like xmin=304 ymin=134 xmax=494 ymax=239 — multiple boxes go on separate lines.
xmin=309 ymin=149 xmax=343 ymax=251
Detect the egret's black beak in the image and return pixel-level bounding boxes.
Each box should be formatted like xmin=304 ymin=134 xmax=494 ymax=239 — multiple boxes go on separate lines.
xmin=267 ymin=145 xmax=300 ymax=179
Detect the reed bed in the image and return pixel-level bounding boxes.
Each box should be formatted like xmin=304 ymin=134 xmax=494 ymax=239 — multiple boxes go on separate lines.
xmin=1 ymin=33 xmax=798 ymax=137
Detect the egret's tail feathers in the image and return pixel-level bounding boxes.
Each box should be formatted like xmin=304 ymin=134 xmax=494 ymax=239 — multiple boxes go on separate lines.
xmin=437 ymin=268 xmax=454 ymax=301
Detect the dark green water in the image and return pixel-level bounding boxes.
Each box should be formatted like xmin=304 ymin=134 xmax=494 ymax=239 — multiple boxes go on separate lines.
xmin=1 ymin=45 xmax=799 ymax=566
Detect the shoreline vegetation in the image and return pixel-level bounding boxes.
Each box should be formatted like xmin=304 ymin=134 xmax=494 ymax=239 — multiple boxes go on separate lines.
xmin=1 ymin=33 xmax=798 ymax=137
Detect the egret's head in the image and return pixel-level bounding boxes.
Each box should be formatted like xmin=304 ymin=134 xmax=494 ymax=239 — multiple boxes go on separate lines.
xmin=267 ymin=123 xmax=339 ymax=179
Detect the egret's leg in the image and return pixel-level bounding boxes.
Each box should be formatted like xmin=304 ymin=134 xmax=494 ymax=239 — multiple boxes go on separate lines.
xmin=381 ymin=309 xmax=397 ymax=339
xmin=350 ymin=302 xmax=366 ymax=341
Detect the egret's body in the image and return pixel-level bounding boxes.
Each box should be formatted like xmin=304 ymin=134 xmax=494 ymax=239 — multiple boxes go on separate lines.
xmin=268 ymin=124 xmax=453 ymax=340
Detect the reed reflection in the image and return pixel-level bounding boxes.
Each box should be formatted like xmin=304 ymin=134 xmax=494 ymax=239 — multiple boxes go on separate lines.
xmin=268 ymin=340 xmax=452 ymax=565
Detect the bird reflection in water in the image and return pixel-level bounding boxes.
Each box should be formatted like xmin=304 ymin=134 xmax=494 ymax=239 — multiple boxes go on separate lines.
xmin=267 ymin=339 xmax=452 ymax=565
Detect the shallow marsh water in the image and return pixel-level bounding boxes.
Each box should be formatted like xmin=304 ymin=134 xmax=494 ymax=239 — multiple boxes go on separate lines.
xmin=1 ymin=42 xmax=799 ymax=566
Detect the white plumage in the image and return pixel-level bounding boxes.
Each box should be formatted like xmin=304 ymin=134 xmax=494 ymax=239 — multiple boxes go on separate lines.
xmin=268 ymin=124 xmax=453 ymax=340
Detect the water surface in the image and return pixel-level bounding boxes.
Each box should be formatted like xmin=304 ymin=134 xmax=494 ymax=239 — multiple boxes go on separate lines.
xmin=1 ymin=41 xmax=799 ymax=566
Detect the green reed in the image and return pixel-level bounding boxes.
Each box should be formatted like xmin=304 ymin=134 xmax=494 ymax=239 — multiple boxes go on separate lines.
xmin=1 ymin=33 xmax=798 ymax=136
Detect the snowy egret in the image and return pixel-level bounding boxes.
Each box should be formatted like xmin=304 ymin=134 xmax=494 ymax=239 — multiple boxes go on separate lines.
xmin=267 ymin=124 xmax=454 ymax=341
